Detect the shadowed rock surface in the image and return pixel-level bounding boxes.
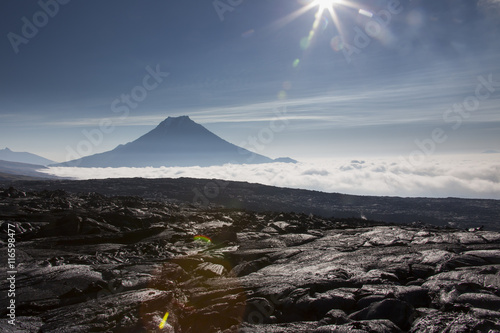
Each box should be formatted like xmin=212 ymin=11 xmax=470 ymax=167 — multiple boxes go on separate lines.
xmin=2 ymin=177 xmax=500 ymax=231
xmin=1 ymin=187 xmax=500 ymax=332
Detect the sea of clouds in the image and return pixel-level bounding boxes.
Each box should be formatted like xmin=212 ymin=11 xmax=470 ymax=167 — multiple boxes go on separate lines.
xmin=40 ymin=154 xmax=500 ymax=199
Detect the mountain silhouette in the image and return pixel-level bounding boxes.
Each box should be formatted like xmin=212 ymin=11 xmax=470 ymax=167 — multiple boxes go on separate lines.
xmin=0 ymin=160 xmax=59 ymax=180
xmin=0 ymin=147 xmax=55 ymax=166
xmin=57 ymin=116 xmax=284 ymax=167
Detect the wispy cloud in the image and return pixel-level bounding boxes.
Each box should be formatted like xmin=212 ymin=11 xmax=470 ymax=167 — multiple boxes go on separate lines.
xmin=40 ymin=72 xmax=500 ymax=131
xmin=478 ymin=0 xmax=500 ymax=14
xmin=40 ymin=154 xmax=500 ymax=199
xmin=42 ymin=115 xmax=169 ymax=128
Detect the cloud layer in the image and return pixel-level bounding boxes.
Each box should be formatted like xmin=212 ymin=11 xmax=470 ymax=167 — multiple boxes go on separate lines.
xmin=40 ymin=154 xmax=500 ymax=199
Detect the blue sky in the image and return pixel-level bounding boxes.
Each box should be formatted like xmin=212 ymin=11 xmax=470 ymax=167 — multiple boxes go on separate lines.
xmin=1 ymin=0 xmax=500 ymax=162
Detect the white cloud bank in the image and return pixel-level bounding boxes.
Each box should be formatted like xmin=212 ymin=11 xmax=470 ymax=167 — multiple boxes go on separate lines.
xmin=40 ymin=154 xmax=500 ymax=199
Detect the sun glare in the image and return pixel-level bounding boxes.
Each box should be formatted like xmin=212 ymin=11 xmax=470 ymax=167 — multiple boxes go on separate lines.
xmin=313 ymin=0 xmax=340 ymax=11
xmin=301 ymin=0 xmax=344 ymax=51
xmin=271 ymin=0 xmax=358 ymax=68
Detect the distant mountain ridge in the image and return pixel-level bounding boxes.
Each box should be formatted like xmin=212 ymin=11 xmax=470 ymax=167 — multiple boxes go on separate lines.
xmin=57 ymin=116 xmax=294 ymax=167
xmin=0 ymin=159 xmax=59 ymax=180
xmin=0 ymin=147 xmax=55 ymax=166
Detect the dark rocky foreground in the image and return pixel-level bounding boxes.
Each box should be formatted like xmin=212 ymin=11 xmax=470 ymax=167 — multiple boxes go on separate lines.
xmin=1 ymin=187 xmax=500 ymax=332
xmin=3 ymin=178 xmax=500 ymax=232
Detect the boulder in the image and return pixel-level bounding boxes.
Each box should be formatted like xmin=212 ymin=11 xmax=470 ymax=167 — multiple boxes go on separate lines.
xmin=296 ymin=289 xmax=356 ymax=318
xmin=394 ymin=286 xmax=431 ymax=308
xmin=195 ymin=262 xmax=226 ymax=278
xmin=315 ymin=319 xmax=402 ymax=333
xmin=318 ymin=309 xmax=350 ymax=325
xmin=410 ymin=312 xmax=500 ymax=333
xmin=455 ymin=293 xmax=500 ymax=311
xmin=357 ymin=295 xmax=386 ymax=310
xmin=349 ymin=298 xmax=415 ymax=330
xmin=463 ymin=250 xmax=500 ymax=264
xmin=37 ymin=214 xmax=82 ymax=237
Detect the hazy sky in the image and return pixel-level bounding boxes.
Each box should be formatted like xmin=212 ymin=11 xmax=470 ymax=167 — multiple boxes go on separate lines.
xmin=1 ymin=0 xmax=500 ymax=162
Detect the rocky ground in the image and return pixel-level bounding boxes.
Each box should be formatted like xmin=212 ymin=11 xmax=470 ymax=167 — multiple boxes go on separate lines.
xmin=4 ymin=178 xmax=500 ymax=232
xmin=1 ymin=187 xmax=500 ymax=332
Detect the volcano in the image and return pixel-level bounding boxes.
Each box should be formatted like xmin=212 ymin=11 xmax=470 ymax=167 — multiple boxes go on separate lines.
xmin=57 ymin=116 xmax=285 ymax=167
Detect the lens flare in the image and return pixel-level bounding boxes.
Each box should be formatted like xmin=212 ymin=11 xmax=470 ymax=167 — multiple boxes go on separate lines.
xmin=330 ymin=36 xmax=344 ymax=51
xmin=305 ymin=0 xmax=346 ymax=51
xmin=194 ymin=235 xmax=212 ymax=243
xmin=159 ymin=312 xmax=169 ymax=329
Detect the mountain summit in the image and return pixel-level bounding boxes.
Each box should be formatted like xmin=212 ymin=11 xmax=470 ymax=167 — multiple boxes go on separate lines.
xmin=0 ymin=147 xmax=55 ymax=166
xmin=58 ymin=116 xmax=283 ymax=167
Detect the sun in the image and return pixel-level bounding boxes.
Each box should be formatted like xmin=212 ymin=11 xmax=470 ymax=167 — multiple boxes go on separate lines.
xmin=270 ymin=0 xmax=355 ymax=57
xmin=312 ymin=0 xmax=341 ymax=11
